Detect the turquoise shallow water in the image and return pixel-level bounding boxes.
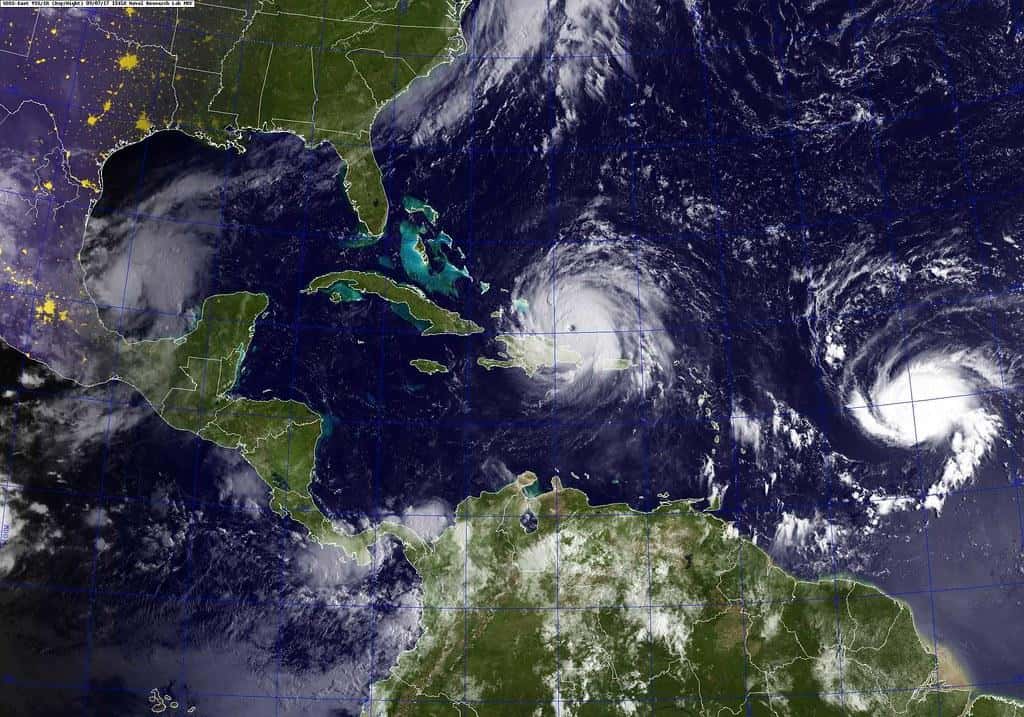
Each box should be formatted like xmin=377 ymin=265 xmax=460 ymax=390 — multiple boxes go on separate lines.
xmin=398 ymin=203 xmax=471 ymax=298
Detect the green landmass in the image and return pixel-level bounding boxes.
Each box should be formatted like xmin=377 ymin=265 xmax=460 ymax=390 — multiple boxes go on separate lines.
xmin=205 ymin=1 xmax=468 ymax=235
xmin=115 ymin=291 xmax=412 ymax=563
xmin=597 ymin=357 xmax=633 ymax=371
xmin=368 ymin=472 xmax=1022 ymax=716
xmin=403 ymin=195 xmax=439 ymax=224
xmin=304 ymin=270 xmax=484 ymax=335
xmin=967 ymin=697 xmax=1024 ymax=716
xmin=70 ymin=2 xmax=467 ymax=237
xmin=477 ymin=334 xmax=583 ymax=376
xmin=409 ymin=358 xmax=448 ymax=374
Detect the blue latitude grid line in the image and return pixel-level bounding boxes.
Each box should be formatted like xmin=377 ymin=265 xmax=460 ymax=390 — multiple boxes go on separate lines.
xmin=2 ymin=68 xmax=1023 ymax=178
xmin=4 ymin=669 xmax=1024 ymax=708
xmin=6 ymin=551 xmax=1024 ymax=618
xmin=6 ymin=469 xmax=1024 ymax=534
xmin=4 ymin=135 xmax=1024 ymax=261
xmin=5 ymin=180 xmax=1024 ymax=350
xmin=2 ymin=475 xmax=1024 ymax=704
xmin=58 ymin=0 xmax=1000 ymax=77
xmin=11 ymin=265 xmax=1024 ymax=340
xmin=3 ymin=369 xmax=1021 ymax=431
xmin=6 ymin=0 xmax=1024 ymax=712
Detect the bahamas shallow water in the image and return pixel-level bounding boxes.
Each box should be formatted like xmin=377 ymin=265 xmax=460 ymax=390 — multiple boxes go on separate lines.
xmin=13 ymin=0 xmax=1024 ymax=704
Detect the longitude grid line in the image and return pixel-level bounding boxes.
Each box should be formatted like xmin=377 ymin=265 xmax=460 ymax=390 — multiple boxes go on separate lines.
xmin=74 ymin=8 xmax=162 ymax=704
xmin=163 ymin=0 xmax=264 ymax=704
xmin=460 ymin=0 xmax=481 ymax=709
xmin=268 ymin=1 xmax=332 ymax=713
xmin=854 ymin=6 xmax=945 ymax=709
xmin=170 ymin=0 xmax=257 ymax=711
xmin=542 ymin=0 xmax=563 ymax=710
xmin=617 ymin=0 xmax=658 ymax=704
xmin=0 ymin=187 xmax=58 ymax=690
xmin=771 ymin=0 xmax=848 ymax=706
xmin=2 ymin=1 xmax=1015 ymax=712
xmin=928 ymin=2 xmax=1024 ymax=550
xmin=367 ymin=1 xmax=408 ymax=711
xmin=78 ymin=12 xmax=183 ymax=715
xmin=926 ymin=4 xmax=1024 ymax=698
xmin=691 ymin=5 xmax=752 ymax=714
xmin=199 ymin=0 xmax=262 ymax=700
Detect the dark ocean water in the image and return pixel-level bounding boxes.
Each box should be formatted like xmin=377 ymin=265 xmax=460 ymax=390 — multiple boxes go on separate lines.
xmin=5 ymin=0 xmax=1024 ymax=711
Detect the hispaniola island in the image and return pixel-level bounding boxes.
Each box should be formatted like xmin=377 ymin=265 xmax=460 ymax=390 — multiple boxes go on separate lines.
xmin=2 ymin=0 xmax=1024 ymax=715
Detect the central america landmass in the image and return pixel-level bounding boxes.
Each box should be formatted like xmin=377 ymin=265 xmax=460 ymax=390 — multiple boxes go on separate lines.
xmin=14 ymin=286 xmax=1023 ymax=715
xmin=62 ymin=285 xmax=1024 ymax=716
xmin=4 ymin=6 xmax=1024 ymax=714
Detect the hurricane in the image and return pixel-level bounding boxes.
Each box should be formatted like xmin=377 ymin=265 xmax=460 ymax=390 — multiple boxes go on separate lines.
xmin=490 ymin=236 xmax=688 ymax=409
xmin=803 ymin=236 xmax=1021 ymax=513
xmin=846 ymin=347 xmax=1003 ymax=447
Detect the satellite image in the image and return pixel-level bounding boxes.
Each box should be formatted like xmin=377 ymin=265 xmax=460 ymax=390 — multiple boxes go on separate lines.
xmin=2 ymin=0 xmax=1024 ymax=714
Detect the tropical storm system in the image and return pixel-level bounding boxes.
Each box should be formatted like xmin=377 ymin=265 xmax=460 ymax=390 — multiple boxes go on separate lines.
xmin=1 ymin=0 xmax=1024 ymax=714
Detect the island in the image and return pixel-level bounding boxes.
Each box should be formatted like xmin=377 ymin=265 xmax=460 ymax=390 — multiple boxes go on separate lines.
xmin=402 ymin=195 xmax=440 ymax=224
xmin=409 ymin=358 xmax=449 ymax=375
xmin=598 ymin=357 xmax=634 ymax=371
xmin=304 ymin=270 xmax=484 ymax=336
xmin=477 ymin=334 xmax=584 ymax=376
